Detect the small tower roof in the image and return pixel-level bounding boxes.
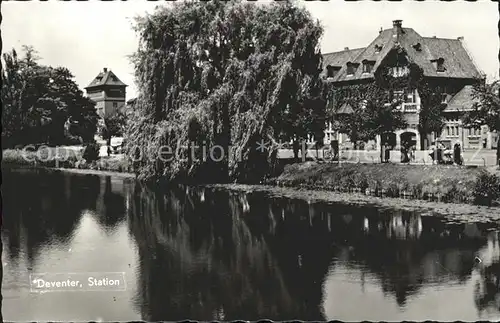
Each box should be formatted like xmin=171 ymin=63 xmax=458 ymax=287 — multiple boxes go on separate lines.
xmin=85 ymin=67 xmax=127 ymax=89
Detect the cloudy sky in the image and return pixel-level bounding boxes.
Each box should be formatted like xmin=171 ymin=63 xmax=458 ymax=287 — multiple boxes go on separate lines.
xmin=2 ymin=1 xmax=497 ymax=100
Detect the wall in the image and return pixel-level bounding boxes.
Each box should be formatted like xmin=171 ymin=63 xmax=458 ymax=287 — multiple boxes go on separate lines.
xmin=86 ymin=85 xmax=126 ymax=118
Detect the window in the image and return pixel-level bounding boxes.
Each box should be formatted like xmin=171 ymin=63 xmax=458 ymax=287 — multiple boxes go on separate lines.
xmin=432 ymin=58 xmax=446 ymax=72
xmin=113 ymin=102 xmax=118 ymax=108
xmin=447 ymin=126 xmax=450 ymax=136
xmin=346 ymin=63 xmax=356 ymax=76
xmin=362 ymin=60 xmax=374 ymax=74
xmin=326 ymin=65 xmax=340 ymax=78
xmin=107 ymin=89 xmax=123 ymax=97
xmin=393 ymin=90 xmax=405 ymax=102
xmin=391 ymin=66 xmax=409 ymax=77
xmin=437 ymin=58 xmax=445 ymax=72
xmin=405 ymin=89 xmax=416 ymax=103
xmin=362 ymin=63 xmax=372 ymax=74
xmin=441 ymin=93 xmax=448 ymax=103
xmin=375 ymin=45 xmax=382 ymax=53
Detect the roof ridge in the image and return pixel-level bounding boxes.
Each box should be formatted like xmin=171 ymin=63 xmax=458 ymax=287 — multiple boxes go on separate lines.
xmin=322 ymin=47 xmax=366 ymax=55
xmin=422 ymin=36 xmax=460 ymax=41
xmin=102 ymin=70 xmax=111 ymax=84
xmin=458 ymin=39 xmax=485 ymax=78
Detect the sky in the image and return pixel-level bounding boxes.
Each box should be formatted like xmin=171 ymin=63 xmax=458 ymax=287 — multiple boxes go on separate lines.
xmin=2 ymin=0 xmax=498 ymax=100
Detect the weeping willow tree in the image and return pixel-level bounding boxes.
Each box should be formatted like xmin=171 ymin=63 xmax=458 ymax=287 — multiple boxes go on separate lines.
xmin=127 ymin=0 xmax=325 ymax=183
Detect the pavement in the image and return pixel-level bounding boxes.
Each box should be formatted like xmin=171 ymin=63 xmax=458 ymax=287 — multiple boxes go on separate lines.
xmin=277 ymin=148 xmax=500 ymax=166
xmin=64 ymin=141 xmax=499 ymax=167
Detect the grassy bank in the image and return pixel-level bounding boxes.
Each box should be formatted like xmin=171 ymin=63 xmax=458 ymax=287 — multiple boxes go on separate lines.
xmin=266 ymin=162 xmax=500 ymax=207
xmin=4 ymin=147 xmax=500 ymax=207
xmin=2 ymin=148 xmax=132 ymax=173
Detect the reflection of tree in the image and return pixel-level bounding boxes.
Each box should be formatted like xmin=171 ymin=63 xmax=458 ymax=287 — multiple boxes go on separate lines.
xmin=126 ymin=183 xmax=495 ymax=319
xmin=2 ymin=169 xmax=98 ymax=267
xmin=0 ymin=237 xmax=3 ymax=323
xmin=95 ymin=176 xmax=125 ymax=233
xmin=474 ymin=233 xmax=500 ymax=315
xmin=127 ymin=183 xmax=304 ymax=321
xmin=346 ymin=210 xmax=487 ymax=306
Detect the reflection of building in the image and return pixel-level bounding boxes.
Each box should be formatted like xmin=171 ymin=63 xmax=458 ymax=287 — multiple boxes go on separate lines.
xmin=322 ymin=20 xmax=496 ymax=150
xmin=85 ymin=68 xmax=127 ymax=118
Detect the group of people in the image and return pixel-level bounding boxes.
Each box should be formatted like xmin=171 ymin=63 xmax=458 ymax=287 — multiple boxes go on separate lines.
xmin=381 ymin=141 xmax=464 ymax=165
xmin=400 ymin=144 xmax=416 ymax=163
xmin=428 ymin=142 xmax=463 ymax=165
xmin=382 ymin=142 xmax=416 ymax=163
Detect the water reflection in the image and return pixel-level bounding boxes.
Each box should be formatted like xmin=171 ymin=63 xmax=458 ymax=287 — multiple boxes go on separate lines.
xmin=2 ymin=169 xmax=500 ymax=321
xmin=2 ymin=169 xmax=136 ymax=322
xmin=474 ymin=232 xmax=500 ymax=316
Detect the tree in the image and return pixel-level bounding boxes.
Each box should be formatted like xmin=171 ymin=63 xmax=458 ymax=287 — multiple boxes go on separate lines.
xmin=463 ymin=80 xmax=500 ymax=165
xmin=329 ymin=61 xmax=447 ymax=155
xmin=416 ymin=81 xmax=447 ymax=150
xmin=1 ymin=46 xmax=98 ymax=147
xmin=128 ymin=0 xmax=324 ymax=183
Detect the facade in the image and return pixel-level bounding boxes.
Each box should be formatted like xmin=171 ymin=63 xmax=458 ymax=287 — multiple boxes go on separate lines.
xmin=321 ymin=20 xmax=497 ymax=150
xmin=85 ymin=68 xmax=127 ymax=118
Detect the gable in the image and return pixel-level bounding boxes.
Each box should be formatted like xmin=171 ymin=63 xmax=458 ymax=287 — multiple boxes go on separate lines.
xmin=86 ymin=69 xmax=127 ymax=89
xmin=444 ymin=85 xmax=477 ymax=112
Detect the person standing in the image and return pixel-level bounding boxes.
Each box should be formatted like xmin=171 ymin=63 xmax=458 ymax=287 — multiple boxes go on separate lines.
xmin=409 ymin=145 xmax=416 ymax=163
xmin=429 ymin=142 xmax=436 ymax=164
xmin=454 ymin=143 xmax=463 ymax=165
xmin=384 ymin=143 xmax=391 ymax=163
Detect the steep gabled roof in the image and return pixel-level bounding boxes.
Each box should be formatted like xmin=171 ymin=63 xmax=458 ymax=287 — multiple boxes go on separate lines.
xmin=322 ymin=22 xmax=483 ymax=83
xmin=444 ymin=85 xmax=477 ymax=112
xmin=322 ymin=48 xmax=365 ymax=70
xmin=86 ymin=68 xmax=127 ymax=89
xmin=421 ymin=37 xmax=483 ymax=78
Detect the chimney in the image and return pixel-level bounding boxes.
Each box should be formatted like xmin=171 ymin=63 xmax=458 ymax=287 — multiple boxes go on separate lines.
xmin=457 ymin=36 xmax=464 ymax=41
xmin=344 ymin=47 xmax=349 ymax=51
xmin=392 ymin=20 xmax=402 ymax=42
xmin=103 ymin=67 xmax=108 ymax=73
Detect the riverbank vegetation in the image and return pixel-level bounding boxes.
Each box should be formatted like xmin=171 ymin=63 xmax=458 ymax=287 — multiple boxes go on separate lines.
xmin=2 ymin=147 xmax=131 ymax=173
xmin=267 ymin=162 xmax=500 ymax=206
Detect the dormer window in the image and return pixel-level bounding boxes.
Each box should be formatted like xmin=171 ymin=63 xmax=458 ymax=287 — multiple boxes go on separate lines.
xmin=431 ymin=58 xmax=446 ymax=72
xmin=326 ymin=65 xmax=341 ymax=78
xmin=374 ymin=44 xmax=383 ymax=53
xmin=412 ymin=43 xmax=422 ymax=51
xmin=346 ymin=62 xmax=359 ymax=76
xmin=362 ymin=60 xmax=375 ymax=74
xmin=437 ymin=58 xmax=445 ymax=72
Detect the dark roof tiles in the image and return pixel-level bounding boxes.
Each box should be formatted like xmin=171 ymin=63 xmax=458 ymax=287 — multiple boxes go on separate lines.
xmin=322 ymin=25 xmax=483 ymax=83
xmin=323 ymin=48 xmax=365 ymax=69
xmin=86 ymin=69 xmax=127 ymax=89
xmin=444 ymin=85 xmax=477 ymax=112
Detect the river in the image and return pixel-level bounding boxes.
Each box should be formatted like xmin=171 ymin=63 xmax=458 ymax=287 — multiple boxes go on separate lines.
xmin=2 ymin=168 xmax=500 ymax=321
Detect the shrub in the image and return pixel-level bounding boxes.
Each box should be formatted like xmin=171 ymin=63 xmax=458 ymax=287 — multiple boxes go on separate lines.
xmin=472 ymin=172 xmax=500 ymax=206
xmin=82 ymin=143 xmax=100 ymax=162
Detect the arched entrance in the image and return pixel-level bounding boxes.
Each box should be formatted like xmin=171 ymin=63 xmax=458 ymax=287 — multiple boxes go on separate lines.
xmin=396 ymin=129 xmax=421 ymax=151
xmin=381 ymin=132 xmax=397 ymax=148
xmin=401 ymin=131 xmax=417 ymax=148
